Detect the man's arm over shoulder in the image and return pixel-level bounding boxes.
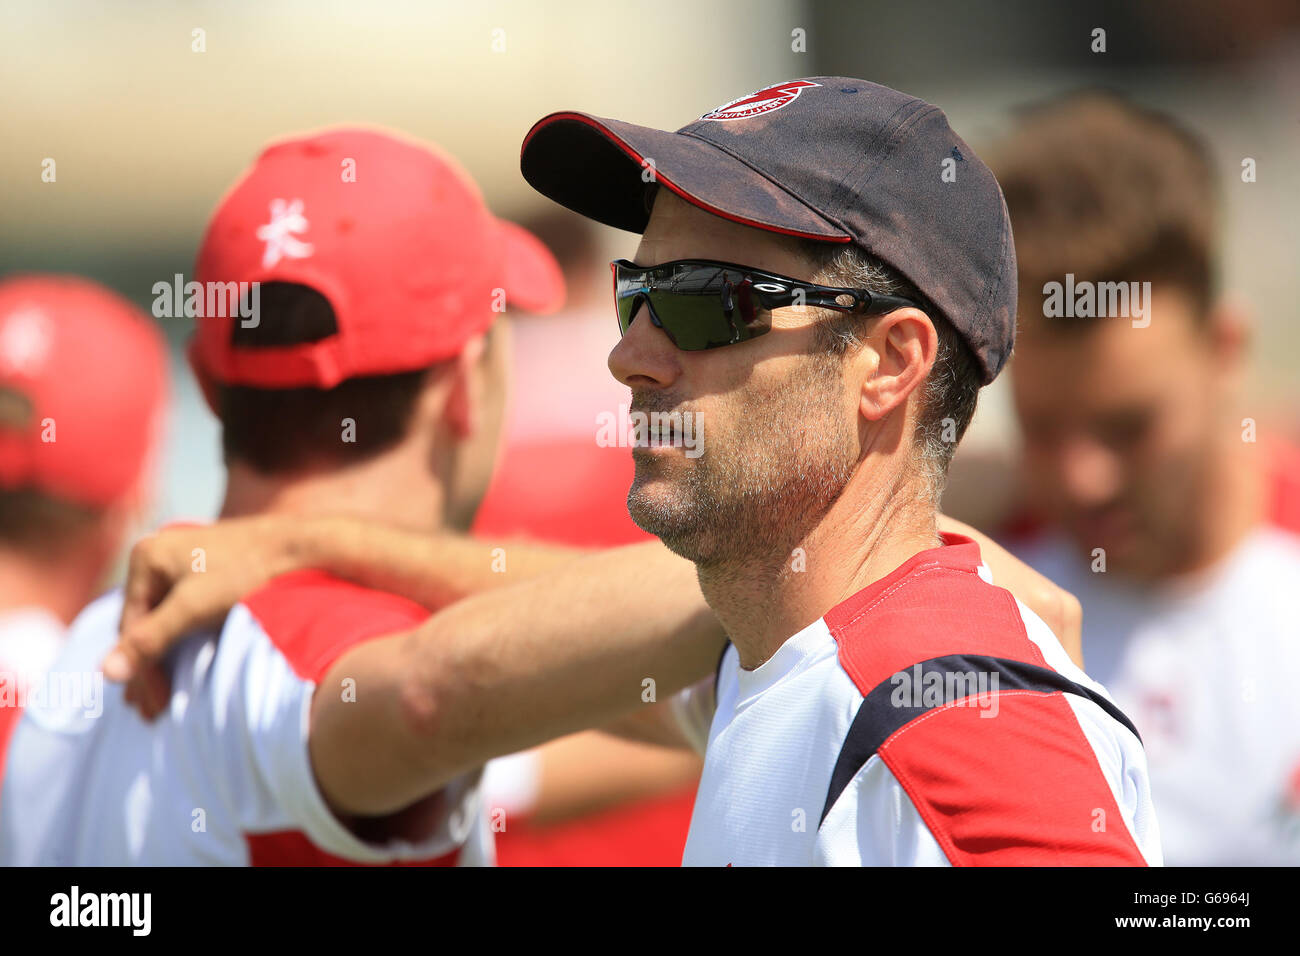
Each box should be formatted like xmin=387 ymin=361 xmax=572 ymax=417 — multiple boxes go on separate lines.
xmin=218 ymin=582 xmax=466 ymax=863
xmin=308 ymin=542 xmax=726 ymax=818
xmin=599 ymin=643 xmax=726 ymax=752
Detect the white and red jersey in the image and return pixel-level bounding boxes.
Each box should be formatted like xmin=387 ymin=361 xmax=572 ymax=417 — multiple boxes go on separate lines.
xmin=0 ymin=570 xmax=492 ymax=866
xmin=1009 ymin=446 xmax=1300 ymax=865
xmin=672 ymin=534 xmax=1161 ymax=866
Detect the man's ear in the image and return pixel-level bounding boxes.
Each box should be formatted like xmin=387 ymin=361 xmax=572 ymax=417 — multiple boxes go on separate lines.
xmin=441 ymin=332 xmax=488 ymax=439
xmin=857 ymin=308 xmax=938 ymax=422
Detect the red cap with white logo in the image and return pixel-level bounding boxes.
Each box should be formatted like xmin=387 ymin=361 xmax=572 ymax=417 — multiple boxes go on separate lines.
xmin=0 ymin=275 xmax=168 ymax=508
xmin=192 ymin=127 xmax=565 ymax=389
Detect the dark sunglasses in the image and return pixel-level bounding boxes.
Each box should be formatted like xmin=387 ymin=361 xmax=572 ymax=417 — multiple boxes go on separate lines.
xmin=611 ymin=257 xmax=920 ymax=351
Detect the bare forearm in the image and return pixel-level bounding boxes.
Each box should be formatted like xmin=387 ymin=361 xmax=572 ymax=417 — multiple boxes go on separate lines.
xmin=291 ymin=516 xmax=589 ymax=610
xmin=597 ymin=698 xmax=694 ymax=748
xmin=112 ymin=514 xmax=590 ymax=686
xmin=312 ymin=540 xmax=725 ymax=814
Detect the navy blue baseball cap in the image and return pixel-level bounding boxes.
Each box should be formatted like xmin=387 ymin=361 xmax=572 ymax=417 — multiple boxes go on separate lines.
xmin=520 ymin=77 xmax=1017 ymax=384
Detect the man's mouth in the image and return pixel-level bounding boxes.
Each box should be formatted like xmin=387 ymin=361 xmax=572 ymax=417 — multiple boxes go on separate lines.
xmin=630 ymin=406 xmax=684 ymax=447
xmin=647 ymin=421 xmax=678 ymax=446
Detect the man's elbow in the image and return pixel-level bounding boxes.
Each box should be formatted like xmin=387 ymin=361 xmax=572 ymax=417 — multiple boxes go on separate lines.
xmin=391 ymin=623 xmax=482 ymax=791
xmin=311 ymin=628 xmax=458 ymax=815
xmin=393 ymin=627 xmax=458 ymax=765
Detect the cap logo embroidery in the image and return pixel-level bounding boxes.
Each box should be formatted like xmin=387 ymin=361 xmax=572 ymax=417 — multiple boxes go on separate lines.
xmin=256 ymin=198 xmax=315 ymax=268
xmin=700 ymin=80 xmax=821 ymax=122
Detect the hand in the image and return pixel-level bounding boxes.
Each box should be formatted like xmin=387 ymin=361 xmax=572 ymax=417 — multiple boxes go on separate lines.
xmin=105 ymin=516 xmax=300 ymax=716
xmin=938 ymin=515 xmax=1084 ymax=669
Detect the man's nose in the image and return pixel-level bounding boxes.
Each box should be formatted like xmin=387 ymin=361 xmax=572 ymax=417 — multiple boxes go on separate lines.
xmin=608 ymin=298 xmax=682 ymax=389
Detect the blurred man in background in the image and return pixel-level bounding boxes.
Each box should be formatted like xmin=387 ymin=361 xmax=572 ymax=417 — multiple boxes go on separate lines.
xmin=0 ymin=128 xmax=574 ymax=863
xmin=0 ymin=276 xmax=167 ymax=773
xmin=995 ymin=91 xmax=1300 ymax=864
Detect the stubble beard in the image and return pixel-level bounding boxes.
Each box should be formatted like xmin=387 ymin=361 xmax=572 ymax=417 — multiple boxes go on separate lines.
xmin=626 ymin=357 xmax=857 ymax=571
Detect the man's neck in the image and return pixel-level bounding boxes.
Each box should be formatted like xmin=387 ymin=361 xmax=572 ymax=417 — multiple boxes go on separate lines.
xmin=699 ymin=471 xmax=941 ymax=671
xmin=220 ymin=452 xmax=445 ymax=534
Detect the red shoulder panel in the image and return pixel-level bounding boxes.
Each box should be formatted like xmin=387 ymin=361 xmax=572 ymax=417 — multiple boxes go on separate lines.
xmin=825 ymin=535 xmax=1051 ymax=697
xmin=825 ymin=536 xmax=1147 ymax=865
xmin=240 ymin=570 xmax=429 ymax=683
xmin=878 ymin=693 xmax=1148 ymax=865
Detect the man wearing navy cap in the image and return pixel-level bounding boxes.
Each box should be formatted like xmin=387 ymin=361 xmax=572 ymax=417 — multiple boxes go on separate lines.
xmin=100 ymin=81 xmax=1141 ymax=867
xmin=519 ymin=77 xmax=1161 ymax=865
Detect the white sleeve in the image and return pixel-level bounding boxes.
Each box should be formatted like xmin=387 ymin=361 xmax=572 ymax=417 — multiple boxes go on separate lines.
xmin=816 ymin=756 xmax=952 ymax=866
xmin=668 ymin=676 xmax=716 ymax=756
xmin=216 ymin=604 xmax=473 ymax=863
xmin=0 ymin=594 xmax=121 ymax=866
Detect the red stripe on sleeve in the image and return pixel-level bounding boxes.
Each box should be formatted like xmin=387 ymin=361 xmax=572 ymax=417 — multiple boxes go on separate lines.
xmin=245 ymin=830 xmax=459 ymax=867
xmin=878 ymin=692 xmax=1148 ymax=866
xmin=241 ymin=571 xmax=429 ymax=682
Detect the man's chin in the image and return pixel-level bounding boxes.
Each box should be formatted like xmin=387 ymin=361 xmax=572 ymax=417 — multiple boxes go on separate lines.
xmin=626 ymin=482 xmax=706 ymax=560
xmin=626 ymin=480 xmax=682 ymax=529
xmin=628 ymin=456 xmax=687 ymax=509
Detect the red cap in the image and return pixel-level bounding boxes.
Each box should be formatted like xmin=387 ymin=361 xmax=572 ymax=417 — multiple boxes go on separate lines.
xmin=192 ymin=127 xmax=565 ymax=389
xmin=0 ymin=275 xmax=169 ymax=508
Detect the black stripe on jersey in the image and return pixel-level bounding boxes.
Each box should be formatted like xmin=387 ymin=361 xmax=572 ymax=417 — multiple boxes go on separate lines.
xmin=713 ymin=640 xmax=731 ymax=699
xmin=818 ymin=654 xmax=1142 ymax=826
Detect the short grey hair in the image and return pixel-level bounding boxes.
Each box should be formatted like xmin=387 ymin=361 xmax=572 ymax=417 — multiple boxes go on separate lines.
xmin=800 ymin=241 xmax=981 ymax=504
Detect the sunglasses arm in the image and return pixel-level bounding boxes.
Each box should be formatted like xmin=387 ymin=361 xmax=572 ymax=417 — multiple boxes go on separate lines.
xmin=791 ymin=287 xmax=919 ymax=317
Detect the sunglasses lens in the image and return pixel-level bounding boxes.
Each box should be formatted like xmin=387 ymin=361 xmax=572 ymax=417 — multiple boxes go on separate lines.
xmin=613 ymin=262 xmax=770 ymax=351
xmin=647 ymin=290 xmax=742 ymax=349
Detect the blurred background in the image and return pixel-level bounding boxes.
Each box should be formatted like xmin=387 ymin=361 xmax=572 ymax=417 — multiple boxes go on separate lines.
xmin=4 ymin=0 xmax=1298 ymax=527
xmin=3 ymin=0 xmax=1298 ymax=865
